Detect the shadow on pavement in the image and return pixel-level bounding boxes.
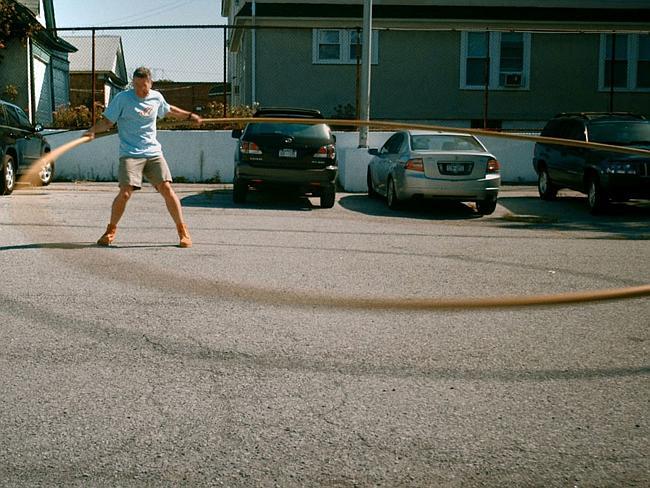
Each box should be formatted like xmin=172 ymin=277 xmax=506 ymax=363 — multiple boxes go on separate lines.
xmin=181 ymin=189 xmax=315 ymax=211
xmin=0 ymin=242 xmax=94 ymax=251
xmin=0 ymin=243 xmax=180 ymax=251
xmin=338 ymin=194 xmax=482 ymax=220
xmin=496 ymin=195 xmax=650 ymax=239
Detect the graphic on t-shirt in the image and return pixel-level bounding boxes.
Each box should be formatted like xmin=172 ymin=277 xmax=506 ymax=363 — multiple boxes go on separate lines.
xmin=136 ymin=105 xmax=155 ymax=117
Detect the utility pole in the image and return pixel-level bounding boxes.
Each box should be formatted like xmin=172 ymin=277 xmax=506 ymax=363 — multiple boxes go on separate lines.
xmin=358 ymin=0 xmax=372 ymax=148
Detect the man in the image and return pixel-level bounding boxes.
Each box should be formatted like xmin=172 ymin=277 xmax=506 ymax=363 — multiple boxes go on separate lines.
xmin=85 ymin=66 xmax=202 ymax=248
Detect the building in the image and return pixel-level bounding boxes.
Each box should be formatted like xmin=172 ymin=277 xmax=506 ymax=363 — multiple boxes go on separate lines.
xmin=152 ymin=81 xmax=231 ymax=114
xmin=0 ymin=0 xmax=76 ymax=124
xmin=222 ymin=0 xmax=650 ymax=129
xmin=62 ymin=35 xmax=128 ymax=109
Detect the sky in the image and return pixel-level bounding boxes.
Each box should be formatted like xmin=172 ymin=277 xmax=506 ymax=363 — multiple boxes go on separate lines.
xmin=53 ymin=0 xmax=228 ymax=82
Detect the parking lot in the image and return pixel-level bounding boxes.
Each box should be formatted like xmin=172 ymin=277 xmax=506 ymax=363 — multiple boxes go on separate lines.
xmin=1 ymin=183 xmax=649 ymax=487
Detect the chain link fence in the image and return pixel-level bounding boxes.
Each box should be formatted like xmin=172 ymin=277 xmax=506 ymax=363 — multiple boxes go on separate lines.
xmin=49 ymin=25 xmax=245 ymax=130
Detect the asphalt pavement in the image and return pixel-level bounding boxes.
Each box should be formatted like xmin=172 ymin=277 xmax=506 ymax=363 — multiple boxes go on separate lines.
xmin=0 ymin=183 xmax=648 ymax=487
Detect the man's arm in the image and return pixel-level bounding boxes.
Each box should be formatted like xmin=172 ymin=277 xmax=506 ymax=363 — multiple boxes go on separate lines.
xmin=84 ymin=118 xmax=115 ymax=140
xmin=167 ymin=105 xmax=203 ymax=124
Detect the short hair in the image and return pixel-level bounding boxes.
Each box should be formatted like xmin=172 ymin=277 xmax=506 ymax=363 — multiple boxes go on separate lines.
xmin=133 ymin=67 xmax=152 ymax=80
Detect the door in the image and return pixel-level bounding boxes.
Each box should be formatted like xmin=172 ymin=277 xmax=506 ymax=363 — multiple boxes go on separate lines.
xmin=374 ymin=133 xmax=404 ymax=195
xmin=5 ymin=105 xmax=43 ymax=169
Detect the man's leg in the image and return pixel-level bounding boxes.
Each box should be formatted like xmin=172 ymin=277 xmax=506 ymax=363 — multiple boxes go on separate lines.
xmin=155 ymin=181 xmax=192 ymax=248
xmin=97 ymin=186 xmax=133 ymax=246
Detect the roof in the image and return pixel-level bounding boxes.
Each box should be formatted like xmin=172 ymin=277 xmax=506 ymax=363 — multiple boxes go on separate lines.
xmin=62 ymin=35 xmax=125 ymax=73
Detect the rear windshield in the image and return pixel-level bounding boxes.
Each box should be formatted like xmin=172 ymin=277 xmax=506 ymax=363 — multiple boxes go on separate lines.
xmin=410 ymin=134 xmax=484 ymax=151
xmin=245 ymin=122 xmax=331 ymax=138
xmin=588 ymin=121 xmax=650 ymax=145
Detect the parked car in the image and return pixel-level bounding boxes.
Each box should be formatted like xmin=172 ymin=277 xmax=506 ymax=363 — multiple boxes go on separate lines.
xmin=367 ymin=130 xmax=501 ymax=214
xmin=0 ymin=99 xmax=53 ymax=195
xmin=533 ymin=112 xmax=650 ymax=213
xmin=231 ymin=107 xmax=338 ymax=208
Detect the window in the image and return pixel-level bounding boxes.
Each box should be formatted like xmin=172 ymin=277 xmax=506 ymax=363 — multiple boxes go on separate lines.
xmin=380 ymin=133 xmax=403 ymax=155
xmin=460 ymin=32 xmax=531 ymax=90
xmin=313 ymin=29 xmax=379 ymax=64
xmin=600 ymin=34 xmax=650 ymax=91
xmin=6 ymin=105 xmax=31 ymax=128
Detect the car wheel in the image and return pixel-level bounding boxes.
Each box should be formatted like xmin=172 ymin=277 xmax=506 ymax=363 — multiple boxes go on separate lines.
xmin=233 ymin=177 xmax=247 ymax=203
xmin=587 ymin=174 xmax=608 ymax=214
xmin=476 ymin=196 xmax=498 ymax=215
xmin=1 ymin=154 xmax=16 ymax=196
xmin=386 ymin=177 xmax=401 ymax=210
xmin=34 ymin=159 xmax=54 ymax=186
xmin=538 ymin=167 xmax=558 ymax=200
xmin=320 ymin=185 xmax=335 ymax=208
xmin=367 ymin=168 xmax=378 ymax=198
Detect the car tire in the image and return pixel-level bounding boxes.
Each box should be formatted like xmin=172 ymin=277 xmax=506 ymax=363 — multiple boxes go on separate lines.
xmin=320 ymin=185 xmax=335 ymax=208
xmin=538 ymin=167 xmax=558 ymax=200
xmin=476 ymin=196 xmax=498 ymax=215
xmin=33 ymin=159 xmax=54 ymax=187
xmin=386 ymin=177 xmax=401 ymax=210
xmin=1 ymin=154 xmax=16 ymax=196
xmin=367 ymin=168 xmax=378 ymax=198
xmin=587 ymin=173 xmax=608 ymax=214
xmin=233 ymin=178 xmax=247 ymax=204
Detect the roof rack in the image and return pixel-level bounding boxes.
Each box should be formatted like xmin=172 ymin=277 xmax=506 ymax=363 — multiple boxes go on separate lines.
xmin=254 ymin=107 xmax=324 ymax=119
xmin=553 ymin=112 xmax=646 ymax=120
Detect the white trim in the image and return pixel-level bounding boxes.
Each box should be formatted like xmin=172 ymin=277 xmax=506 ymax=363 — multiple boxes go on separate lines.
xmin=598 ymin=33 xmax=650 ymax=92
xmin=459 ymin=31 xmax=531 ymax=90
xmin=312 ymin=28 xmax=379 ymax=65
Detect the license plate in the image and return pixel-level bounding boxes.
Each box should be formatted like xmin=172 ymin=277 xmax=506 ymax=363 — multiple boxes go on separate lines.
xmin=279 ymin=148 xmax=297 ymax=158
xmin=445 ymin=163 xmax=466 ymax=173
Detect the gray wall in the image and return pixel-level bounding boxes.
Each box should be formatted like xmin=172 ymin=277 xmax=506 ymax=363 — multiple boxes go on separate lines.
xmin=250 ymin=29 xmax=650 ymax=123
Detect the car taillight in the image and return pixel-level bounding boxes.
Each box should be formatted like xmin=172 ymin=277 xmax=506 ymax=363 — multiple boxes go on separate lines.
xmin=241 ymin=141 xmax=262 ymax=155
xmin=314 ymin=144 xmax=336 ymax=159
xmin=486 ymin=158 xmax=500 ymax=174
xmin=405 ymin=158 xmax=424 ymax=172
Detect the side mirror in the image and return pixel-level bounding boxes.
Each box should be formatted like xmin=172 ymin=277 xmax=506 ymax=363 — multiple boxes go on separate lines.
xmin=33 ymin=123 xmax=43 ymax=132
xmin=368 ymin=148 xmax=379 ymax=156
xmin=231 ymin=129 xmax=242 ymax=139
xmin=332 ymin=134 xmax=337 ymax=143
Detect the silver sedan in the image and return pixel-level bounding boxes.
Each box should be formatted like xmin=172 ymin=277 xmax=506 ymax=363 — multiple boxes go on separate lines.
xmin=367 ymin=130 xmax=501 ymax=214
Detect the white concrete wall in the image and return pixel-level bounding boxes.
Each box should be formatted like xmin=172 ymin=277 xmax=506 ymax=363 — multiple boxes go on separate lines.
xmin=45 ymin=129 xmax=537 ymax=189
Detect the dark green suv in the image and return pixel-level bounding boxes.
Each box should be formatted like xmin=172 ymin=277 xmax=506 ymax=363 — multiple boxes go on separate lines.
xmin=231 ymin=107 xmax=338 ymax=208
xmin=533 ymin=112 xmax=650 ymax=213
xmin=1 ymin=99 xmax=52 ymax=195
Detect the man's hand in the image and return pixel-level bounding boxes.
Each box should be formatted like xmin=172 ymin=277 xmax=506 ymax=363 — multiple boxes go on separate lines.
xmin=84 ymin=118 xmax=114 ymax=140
xmin=189 ymin=113 xmax=203 ymax=125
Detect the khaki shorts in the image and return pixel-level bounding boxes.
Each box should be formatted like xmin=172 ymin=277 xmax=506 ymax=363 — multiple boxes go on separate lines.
xmin=118 ymin=155 xmax=172 ymax=189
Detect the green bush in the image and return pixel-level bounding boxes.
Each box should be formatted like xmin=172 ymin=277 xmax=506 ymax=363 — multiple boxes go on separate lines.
xmin=52 ymin=104 xmax=104 ymax=129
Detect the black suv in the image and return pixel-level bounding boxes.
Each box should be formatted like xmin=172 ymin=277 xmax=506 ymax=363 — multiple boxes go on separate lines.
xmin=1 ymin=99 xmax=53 ymax=195
xmin=533 ymin=112 xmax=650 ymax=213
xmin=231 ymin=107 xmax=337 ymax=208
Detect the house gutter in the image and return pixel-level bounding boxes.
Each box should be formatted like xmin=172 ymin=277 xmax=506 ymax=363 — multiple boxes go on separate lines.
xmin=251 ymin=0 xmax=257 ymax=104
xmin=358 ymin=0 xmax=373 ymax=148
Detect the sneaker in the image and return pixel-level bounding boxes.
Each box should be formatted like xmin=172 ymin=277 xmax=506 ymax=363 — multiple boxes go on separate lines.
xmin=97 ymin=224 xmax=117 ymax=246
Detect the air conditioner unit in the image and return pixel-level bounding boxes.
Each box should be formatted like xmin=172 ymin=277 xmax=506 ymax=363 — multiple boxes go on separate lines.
xmin=501 ymin=72 xmax=523 ymax=87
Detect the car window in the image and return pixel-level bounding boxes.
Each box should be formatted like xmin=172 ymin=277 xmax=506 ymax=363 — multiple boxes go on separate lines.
xmin=564 ymin=119 xmax=586 ymax=141
xmin=0 ymin=105 xmax=7 ymax=126
xmin=245 ymin=122 xmax=330 ymax=139
xmin=380 ymin=134 xmax=399 ymax=154
xmin=587 ymin=121 xmax=650 ymax=145
xmin=541 ymin=119 xmax=562 ymax=137
xmin=6 ymin=105 xmax=31 ymax=128
xmin=410 ymin=134 xmax=484 ymax=151
xmin=386 ymin=133 xmax=404 ymax=154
